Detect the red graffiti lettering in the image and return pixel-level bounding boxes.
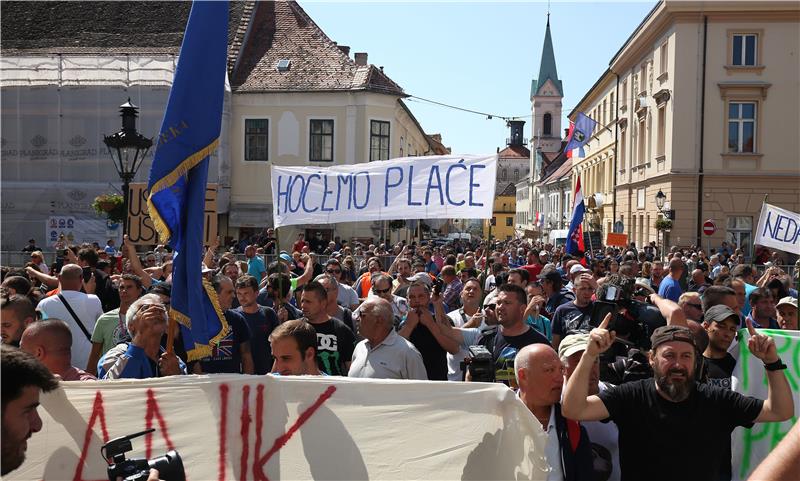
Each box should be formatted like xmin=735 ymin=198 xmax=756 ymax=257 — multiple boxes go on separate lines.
xmin=143 ymin=389 xmax=176 ymax=459
xmin=253 ymin=385 xmax=336 ymax=480
xmin=239 ymin=385 xmax=251 ymax=481
xmin=219 ymin=383 xmax=229 ymax=481
xmin=72 ymin=391 xmax=109 ymax=481
xmin=253 ymin=384 xmax=266 ymax=481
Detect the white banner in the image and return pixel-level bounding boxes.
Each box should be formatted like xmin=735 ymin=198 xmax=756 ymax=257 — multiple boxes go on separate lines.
xmin=731 ymin=328 xmax=800 ymax=481
xmin=754 ymin=203 xmax=800 ymax=254
xmin=9 ymin=375 xmax=548 ymax=481
xmin=270 ymin=154 xmax=498 ymax=228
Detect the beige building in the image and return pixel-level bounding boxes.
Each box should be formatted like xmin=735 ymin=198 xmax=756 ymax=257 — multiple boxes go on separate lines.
xmin=568 ymin=71 xmax=618 ymax=242
xmin=228 ymin=1 xmax=444 ymax=247
xmin=577 ymin=0 xmax=800 ymax=255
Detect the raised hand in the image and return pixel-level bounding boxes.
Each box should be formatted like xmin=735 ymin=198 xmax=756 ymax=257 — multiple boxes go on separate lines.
xmin=587 ymin=313 xmax=616 ymax=357
xmin=745 ymin=317 xmax=779 ymax=364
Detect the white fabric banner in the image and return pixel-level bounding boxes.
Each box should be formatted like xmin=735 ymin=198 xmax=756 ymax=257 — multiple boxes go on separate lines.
xmin=731 ymin=328 xmax=800 ymax=481
xmin=9 ymin=375 xmax=549 ymax=481
xmin=270 ymin=154 xmax=497 ymax=228
xmin=753 ymin=203 xmax=800 ymax=254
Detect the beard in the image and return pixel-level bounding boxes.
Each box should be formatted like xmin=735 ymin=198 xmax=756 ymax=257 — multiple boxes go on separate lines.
xmin=0 ymin=426 xmax=26 ymax=476
xmin=654 ymin=365 xmax=694 ymax=402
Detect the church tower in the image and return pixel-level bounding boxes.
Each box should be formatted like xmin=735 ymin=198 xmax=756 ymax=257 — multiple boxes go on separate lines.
xmin=530 ymin=15 xmax=563 ymax=154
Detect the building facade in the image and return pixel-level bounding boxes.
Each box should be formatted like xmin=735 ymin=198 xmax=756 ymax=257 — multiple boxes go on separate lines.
xmin=484 ymin=183 xmax=517 ymax=242
xmin=606 ymin=0 xmax=800 ymax=254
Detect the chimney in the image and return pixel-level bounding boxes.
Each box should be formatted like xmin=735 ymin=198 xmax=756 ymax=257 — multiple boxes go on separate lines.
xmin=354 ymin=52 xmax=368 ymax=66
xmin=338 ymin=45 xmax=350 ymax=56
xmin=430 ymin=133 xmax=442 ymax=143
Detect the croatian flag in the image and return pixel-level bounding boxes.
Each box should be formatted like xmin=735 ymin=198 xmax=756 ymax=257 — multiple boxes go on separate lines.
xmin=564 ymin=112 xmax=597 ymax=159
xmin=565 ymin=176 xmax=586 ymax=260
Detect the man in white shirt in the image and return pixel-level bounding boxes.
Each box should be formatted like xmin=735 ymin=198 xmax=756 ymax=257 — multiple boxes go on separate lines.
xmin=348 ymin=298 xmax=427 ymax=380
xmin=36 ymin=264 xmax=103 ymax=371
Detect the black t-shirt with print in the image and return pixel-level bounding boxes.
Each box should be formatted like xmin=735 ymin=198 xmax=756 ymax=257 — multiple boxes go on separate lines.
xmin=598 ymin=379 xmax=763 ymax=481
xmin=310 ymin=318 xmax=355 ymax=376
xmin=200 ymin=310 xmax=253 ymax=374
xmin=551 ymin=301 xmax=595 ymax=338
xmin=235 ymin=306 xmax=280 ymax=375
xmin=479 ymin=327 xmax=549 ymax=385
xmin=703 ymin=353 xmax=737 ymax=390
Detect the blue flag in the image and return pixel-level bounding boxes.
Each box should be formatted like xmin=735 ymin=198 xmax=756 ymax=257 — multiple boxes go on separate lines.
xmin=564 ymin=112 xmax=597 ymax=154
xmin=146 ymin=0 xmax=229 ymax=361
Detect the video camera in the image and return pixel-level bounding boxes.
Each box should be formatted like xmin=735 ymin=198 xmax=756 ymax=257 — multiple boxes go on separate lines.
xmin=101 ymin=429 xmax=185 ymax=481
xmin=589 ymin=275 xmax=665 ymax=342
xmin=460 ymin=344 xmax=494 ymax=382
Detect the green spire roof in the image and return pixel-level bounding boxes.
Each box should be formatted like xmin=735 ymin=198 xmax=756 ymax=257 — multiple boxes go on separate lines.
xmin=531 ymin=16 xmax=563 ymax=99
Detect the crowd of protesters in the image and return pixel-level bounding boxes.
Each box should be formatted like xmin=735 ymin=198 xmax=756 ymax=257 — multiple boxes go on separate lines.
xmin=2 ymin=230 xmax=798 ymax=480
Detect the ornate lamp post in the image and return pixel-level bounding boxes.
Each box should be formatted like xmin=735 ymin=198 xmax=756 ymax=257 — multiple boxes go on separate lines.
xmin=655 ymin=189 xmax=668 ymax=260
xmin=103 ymin=99 xmax=153 ymax=236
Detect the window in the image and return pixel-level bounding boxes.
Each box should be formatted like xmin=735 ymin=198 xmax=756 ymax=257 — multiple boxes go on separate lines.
xmin=728 ymin=102 xmax=756 ymax=153
xmin=506 ymin=217 xmax=513 ymax=227
xmin=637 ymin=118 xmax=646 ymax=165
xmin=543 ymin=113 xmax=552 ymax=136
xmin=620 ymin=129 xmax=627 ymax=171
xmin=610 ymin=93 xmax=615 ymax=119
xmin=637 ymin=188 xmax=645 ymax=209
xmin=502 ymin=168 xmax=507 ymax=181
xmin=244 ymin=119 xmax=268 ymax=161
xmin=309 ymin=119 xmax=334 ymax=162
xmin=657 ymin=105 xmax=666 ymax=156
xmin=660 ymin=42 xmax=669 ymax=76
xmin=732 ymin=34 xmax=757 ymax=66
xmin=727 ymin=216 xmax=752 ymax=256
xmin=621 ymin=80 xmax=628 ymax=110
xmin=370 ymin=120 xmax=390 ymax=161
xmin=638 ymin=64 xmax=647 ymax=94
xmin=513 ymin=168 xmax=519 ymax=181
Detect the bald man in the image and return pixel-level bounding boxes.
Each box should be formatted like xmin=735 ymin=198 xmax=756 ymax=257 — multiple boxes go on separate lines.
xmin=36 ymin=264 xmax=103 ymax=371
xmin=515 ymin=344 xmax=593 ymax=481
xmin=20 ymin=319 xmax=96 ymax=381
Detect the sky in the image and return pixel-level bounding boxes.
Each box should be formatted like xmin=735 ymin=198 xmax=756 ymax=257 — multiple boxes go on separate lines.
xmin=301 ymin=1 xmax=657 ymax=155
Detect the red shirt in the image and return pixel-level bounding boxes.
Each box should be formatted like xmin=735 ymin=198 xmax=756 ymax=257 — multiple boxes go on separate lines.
xmin=521 ymin=263 xmax=544 ymax=281
xmin=292 ymin=240 xmax=307 ymax=253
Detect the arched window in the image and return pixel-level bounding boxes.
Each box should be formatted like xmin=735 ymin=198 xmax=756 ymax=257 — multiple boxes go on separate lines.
xmin=543 ymin=113 xmax=553 ymax=136
xmin=514 ymin=169 xmax=519 ymax=180
xmin=502 ymin=168 xmax=507 ymax=180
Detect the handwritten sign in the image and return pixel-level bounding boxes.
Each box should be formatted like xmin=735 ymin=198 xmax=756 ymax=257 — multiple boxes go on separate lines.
xmin=9 ymin=375 xmax=548 ymax=481
xmin=731 ymin=328 xmax=800 ymax=480
xmin=754 ymin=203 xmax=800 ymax=254
xmin=127 ymin=183 xmax=217 ymax=246
xmin=270 ymin=154 xmax=497 ymax=228
xmin=606 ymin=232 xmax=628 ymax=247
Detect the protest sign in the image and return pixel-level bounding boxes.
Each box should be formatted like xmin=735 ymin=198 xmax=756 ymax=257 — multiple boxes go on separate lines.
xmin=731 ymin=328 xmax=800 ymax=481
xmin=270 ymin=154 xmax=497 ymax=228
xmin=605 ymin=232 xmax=628 ymax=247
xmin=754 ymin=203 xmax=800 ymax=254
xmin=9 ymin=375 xmax=548 ymax=481
xmin=127 ymin=183 xmax=218 ymax=246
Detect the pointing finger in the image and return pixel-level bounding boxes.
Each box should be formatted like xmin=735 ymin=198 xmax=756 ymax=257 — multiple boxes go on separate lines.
xmin=599 ymin=312 xmax=612 ymax=330
xmin=745 ymin=316 xmax=758 ymax=337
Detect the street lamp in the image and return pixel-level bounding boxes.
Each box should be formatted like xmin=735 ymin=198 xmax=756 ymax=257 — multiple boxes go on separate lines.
xmin=103 ymin=99 xmax=153 ymax=236
xmin=655 ymin=189 xmax=666 ymax=212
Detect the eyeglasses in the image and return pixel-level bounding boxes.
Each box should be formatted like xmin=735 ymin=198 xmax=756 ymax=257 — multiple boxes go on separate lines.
xmin=485 ymin=304 xmax=496 ymax=310
xmin=326 ymin=269 xmax=341 ymax=274
xmin=372 ymin=286 xmax=392 ymax=294
xmin=687 ymin=303 xmax=703 ymax=309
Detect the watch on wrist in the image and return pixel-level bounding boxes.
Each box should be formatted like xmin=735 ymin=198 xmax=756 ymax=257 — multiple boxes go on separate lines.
xmin=764 ymin=359 xmax=787 ymax=371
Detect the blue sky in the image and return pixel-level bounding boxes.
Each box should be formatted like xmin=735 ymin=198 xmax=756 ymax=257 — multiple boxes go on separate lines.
xmin=301 ymin=1 xmax=657 ymax=155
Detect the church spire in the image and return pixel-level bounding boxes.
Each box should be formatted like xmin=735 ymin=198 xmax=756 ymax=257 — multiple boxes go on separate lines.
xmin=531 ymin=16 xmax=562 ymax=99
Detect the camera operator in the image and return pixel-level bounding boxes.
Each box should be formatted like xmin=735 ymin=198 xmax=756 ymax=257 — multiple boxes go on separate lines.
xmin=1 ymin=345 xmax=58 ymax=476
xmin=551 ymin=274 xmax=597 ymax=350
xmin=443 ymin=278 xmax=492 ymax=381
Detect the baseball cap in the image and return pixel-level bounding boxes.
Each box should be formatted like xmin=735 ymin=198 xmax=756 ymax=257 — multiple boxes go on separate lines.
xmin=634 ymin=279 xmax=655 ymax=294
xmin=704 ymin=305 xmax=740 ymax=324
xmin=776 ymin=296 xmax=798 ymax=310
xmin=558 ymin=333 xmax=591 ymax=360
xmin=650 ymin=325 xmax=696 ymax=350
xmin=569 ymin=264 xmax=590 ymax=276
xmin=279 ymin=253 xmax=292 ymax=262
xmin=406 ymin=272 xmax=432 ymax=285
xmin=539 ymin=250 xmax=549 ymax=257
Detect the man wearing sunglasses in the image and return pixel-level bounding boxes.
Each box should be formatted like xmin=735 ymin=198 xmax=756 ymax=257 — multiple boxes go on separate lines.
xmin=325 ymin=259 xmax=359 ymax=311
xmin=355 ymin=274 xmax=408 ymax=328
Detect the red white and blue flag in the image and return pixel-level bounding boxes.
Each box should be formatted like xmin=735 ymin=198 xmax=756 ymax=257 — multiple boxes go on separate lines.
xmin=565 ymin=176 xmax=586 ymax=259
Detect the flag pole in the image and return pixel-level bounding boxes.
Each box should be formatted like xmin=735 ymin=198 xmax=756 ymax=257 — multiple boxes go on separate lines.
xmin=750 ymin=194 xmax=768 ymax=263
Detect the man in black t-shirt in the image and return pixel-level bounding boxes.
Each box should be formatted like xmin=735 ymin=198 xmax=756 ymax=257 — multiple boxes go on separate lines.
xmin=476 ymin=283 xmax=548 ymax=385
xmin=563 ymin=320 xmax=794 ymax=481
xmin=398 ymin=282 xmax=459 ymax=381
xmin=539 ymin=268 xmax=575 ymax=320
xmin=551 ymin=275 xmax=597 ymax=350
xmin=197 ymin=275 xmax=255 ymax=374
xmin=300 ymin=281 xmax=356 ymax=376
xmin=700 ymin=305 xmax=739 ymax=390
xmin=235 ymin=275 xmax=280 ymax=375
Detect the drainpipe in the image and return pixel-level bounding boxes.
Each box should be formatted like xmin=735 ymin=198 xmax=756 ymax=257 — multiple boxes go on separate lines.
xmin=612 ymin=71 xmax=620 ymax=231
xmin=696 ymin=16 xmax=708 ymax=247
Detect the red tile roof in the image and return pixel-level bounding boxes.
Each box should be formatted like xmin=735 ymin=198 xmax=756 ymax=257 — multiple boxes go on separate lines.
xmin=498 ymin=144 xmax=531 ymax=159
xmin=230 ymin=1 xmax=404 ymax=95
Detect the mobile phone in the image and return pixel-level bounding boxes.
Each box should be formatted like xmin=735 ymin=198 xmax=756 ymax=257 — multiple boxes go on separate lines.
xmin=82 ymin=267 xmax=93 ymax=283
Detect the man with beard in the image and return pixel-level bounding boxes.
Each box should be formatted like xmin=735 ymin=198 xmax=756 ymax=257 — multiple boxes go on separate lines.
xmin=563 ymin=317 xmax=794 ymax=481
xmin=1 ymin=345 xmax=58 ymax=476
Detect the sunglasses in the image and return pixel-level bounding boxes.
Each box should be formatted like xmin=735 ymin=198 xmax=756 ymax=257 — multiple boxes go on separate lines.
xmin=372 ymin=286 xmax=392 ymax=294
xmin=485 ymin=304 xmax=496 ymax=310
xmin=326 ymin=268 xmax=342 ymax=274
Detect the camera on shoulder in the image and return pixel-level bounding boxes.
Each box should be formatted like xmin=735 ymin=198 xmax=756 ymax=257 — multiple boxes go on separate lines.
xmin=101 ymin=428 xmax=185 ymax=481
xmin=461 ymin=344 xmax=494 ymax=382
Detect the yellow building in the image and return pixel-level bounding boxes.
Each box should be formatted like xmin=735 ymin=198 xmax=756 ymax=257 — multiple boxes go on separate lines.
xmin=574 ymin=0 xmax=800 ymax=254
xmin=484 ymin=184 xmax=517 ymax=241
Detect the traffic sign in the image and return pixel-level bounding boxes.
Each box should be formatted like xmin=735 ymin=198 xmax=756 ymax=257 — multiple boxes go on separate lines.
xmin=703 ymin=219 xmax=716 ymax=236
